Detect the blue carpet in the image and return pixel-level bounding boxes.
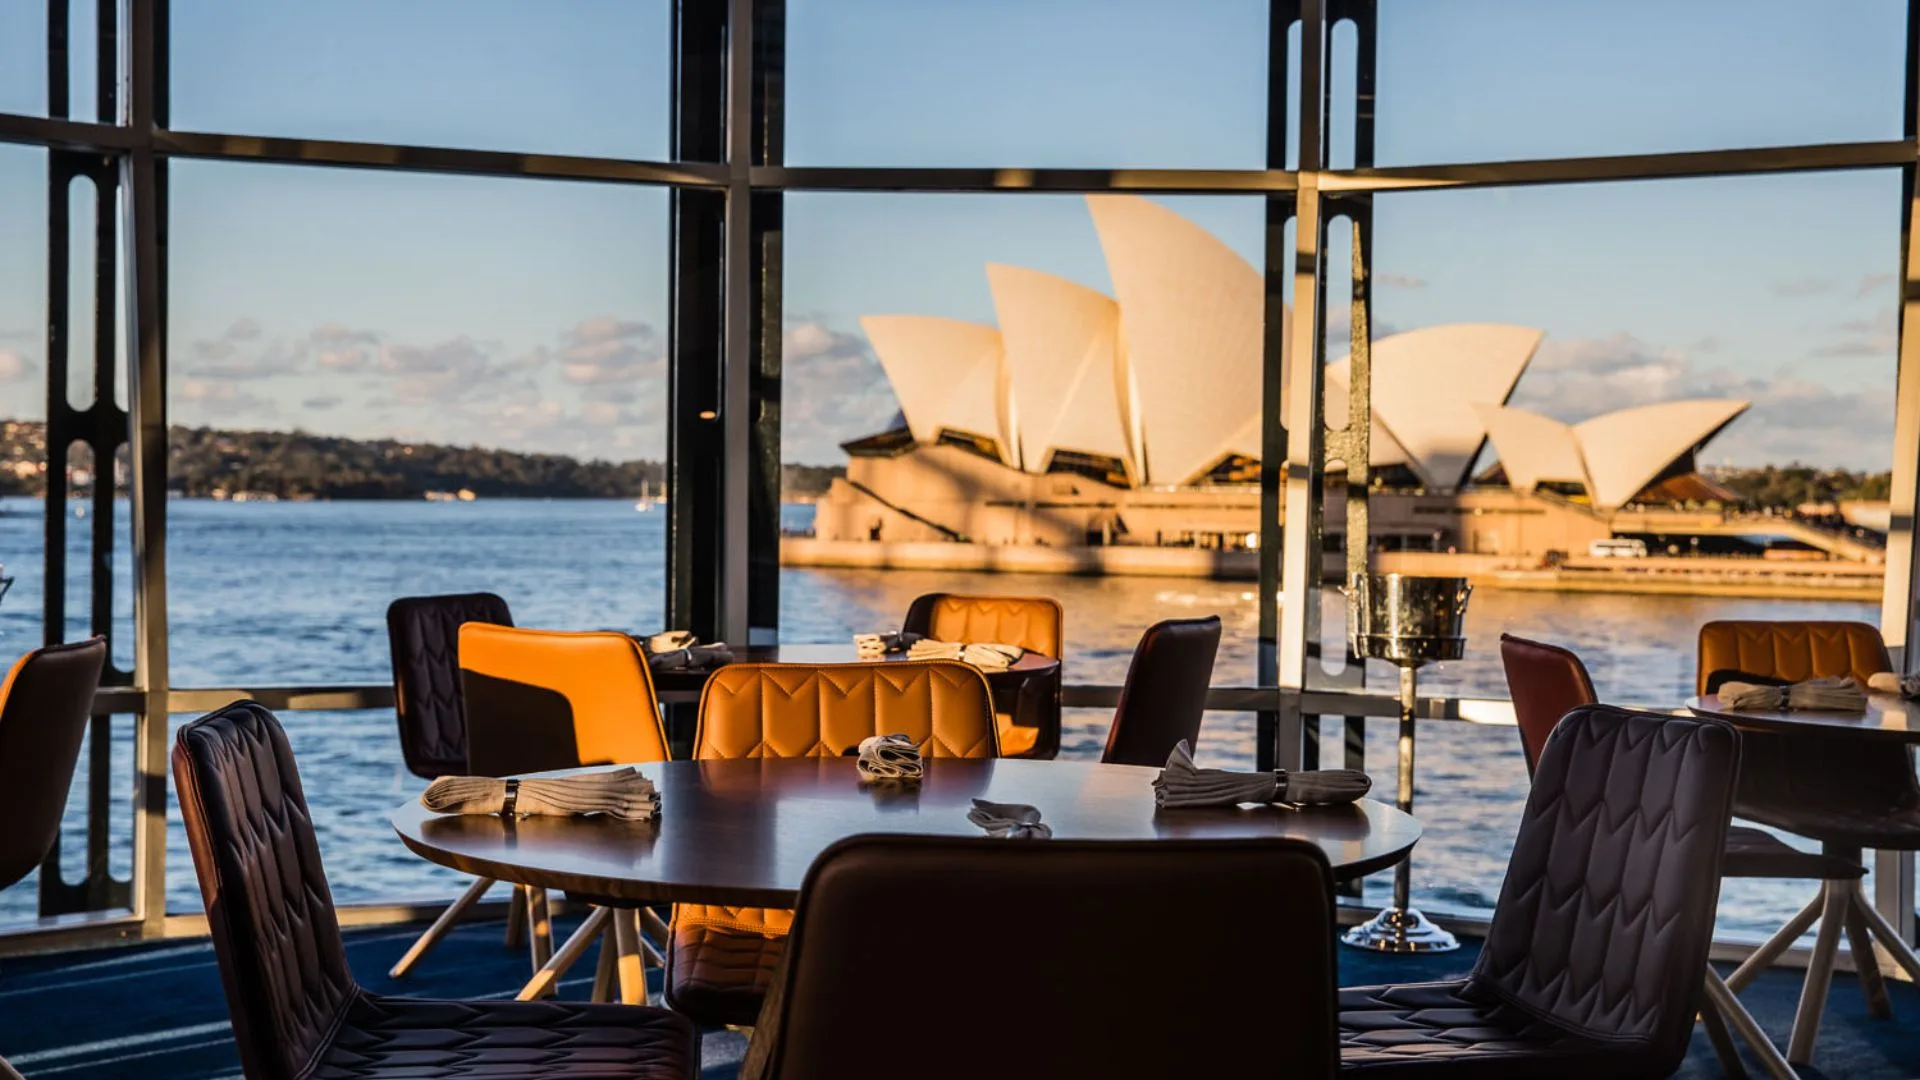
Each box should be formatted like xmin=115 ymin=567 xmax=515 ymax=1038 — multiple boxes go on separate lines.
xmin=1 ymin=914 xmax=1917 ymax=1078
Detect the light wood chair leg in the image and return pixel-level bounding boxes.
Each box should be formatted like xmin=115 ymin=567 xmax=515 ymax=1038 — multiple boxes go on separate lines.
xmin=1843 ymin=900 xmax=1893 ymax=1018
xmin=0 ymin=1052 xmax=27 ymax=1080
xmin=1728 ymin=890 xmax=1824 ymax=992
xmin=1698 ymin=990 xmax=1748 ymax=1080
xmin=612 ymin=908 xmax=649 ymax=1005
xmin=505 ymin=883 xmax=528 ymax=948
xmin=592 ymin=924 xmax=619 ymax=1003
xmin=1704 ymin=969 xmax=1800 ymax=1080
xmin=1788 ymin=880 xmax=1849 ymax=1065
xmin=518 ymin=906 xmax=611 ymax=1001
xmin=389 ymin=876 xmax=496 ymax=978
xmin=526 ymin=887 xmax=555 ymax=975
xmin=1852 ymin=882 xmax=1920 ymax=983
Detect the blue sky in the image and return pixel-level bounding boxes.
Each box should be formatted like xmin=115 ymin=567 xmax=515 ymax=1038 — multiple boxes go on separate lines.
xmin=0 ymin=0 xmax=1909 ymax=469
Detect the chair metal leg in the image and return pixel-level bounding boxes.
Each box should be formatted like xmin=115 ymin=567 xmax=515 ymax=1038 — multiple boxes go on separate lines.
xmin=612 ymin=908 xmax=649 ymax=1005
xmin=1704 ymin=968 xmax=1800 ymax=1080
xmin=1728 ymin=891 xmax=1824 ymax=993
xmin=526 ymin=887 xmax=554 ymax=975
xmin=388 ymin=875 xmax=497 ymax=978
xmin=505 ymin=883 xmax=528 ymax=948
xmin=1787 ymin=879 xmax=1849 ymax=1065
xmin=1699 ymin=989 xmax=1748 ymax=1080
xmin=1848 ymin=881 xmax=1920 ymax=982
xmin=518 ymin=906 xmax=611 ymax=1001
xmin=592 ymin=924 xmax=619 ymax=1003
xmin=1843 ymin=899 xmax=1893 ymax=1018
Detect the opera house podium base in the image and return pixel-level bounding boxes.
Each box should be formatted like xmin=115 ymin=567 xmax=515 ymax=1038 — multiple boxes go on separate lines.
xmin=1342 ymin=905 xmax=1460 ymax=954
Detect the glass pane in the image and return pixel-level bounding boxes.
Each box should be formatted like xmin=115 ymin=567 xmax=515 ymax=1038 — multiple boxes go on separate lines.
xmin=1329 ymin=168 xmax=1899 ymax=929
xmin=0 ymin=4 xmax=45 ymax=116
xmin=170 ymin=0 xmax=672 ymax=159
xmin=1371 ymin=0 xmax=1907 ymax=165
xmin=166 ymin=160 xmax=671 ymax=687
xmin=779 ymin=192 xmax=1269 ymax=706
xmin=787 ymin=0 xmax=1270 ymax=167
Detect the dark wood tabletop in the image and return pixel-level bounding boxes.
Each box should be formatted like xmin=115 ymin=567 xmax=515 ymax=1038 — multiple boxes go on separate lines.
xmin=393 ymin=757 xmax=1421 ymax=907
xmin=1686 ymin=692 xmax=1920 ymax=744
xmin=649 ymin=642 xmax=1061 ymax=703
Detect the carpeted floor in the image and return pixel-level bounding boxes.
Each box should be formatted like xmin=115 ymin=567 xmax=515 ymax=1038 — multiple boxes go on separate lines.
xmin=2 ymin=914 xmax=1917 ymax=1078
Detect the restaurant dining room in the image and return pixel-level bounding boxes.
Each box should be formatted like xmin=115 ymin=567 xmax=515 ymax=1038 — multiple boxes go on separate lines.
xmin=8 ymin=1 xmax=1920 ymax=1077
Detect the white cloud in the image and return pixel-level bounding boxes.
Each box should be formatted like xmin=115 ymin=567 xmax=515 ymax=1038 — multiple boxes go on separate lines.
xmin=0 ymin=349 xmax=39 ymax=384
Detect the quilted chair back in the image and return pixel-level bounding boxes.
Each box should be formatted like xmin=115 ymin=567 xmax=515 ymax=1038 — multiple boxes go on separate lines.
xmin=1498 ymin=633 xmax=1598 ymax=777
xmin=0 ymin=637 xmax=107 ymax=889
xmin=1102 ymin=616 xmax=1221 ymax=767
xmin=1474 ymin=704 xmax=1737 ymax=1069
xmin=1695 ymin=619 xmax=1889 ymax=695
xmin=174 ymin=701 xmax=356 ymax=1080
xmin=903 ymin=593 xmax=1064 ymax=659
xmin=743 ymin=835 xmax=1339 ymax=1080
xmin=458 ymin=624 xmax=668 ymax=777
xmin=386 ymin=592 xmax=512 ymax=779
xmin=694 ymin=660 xmax=998 ymax=760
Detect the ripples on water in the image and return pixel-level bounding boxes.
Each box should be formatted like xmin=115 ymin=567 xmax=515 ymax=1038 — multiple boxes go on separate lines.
xmin=0 ymin=499 xmax=1882 ymax=938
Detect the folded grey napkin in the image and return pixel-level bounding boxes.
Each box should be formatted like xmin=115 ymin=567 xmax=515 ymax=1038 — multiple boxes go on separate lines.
xmin=968 ymin=798 xmax=1052 ymax=839
xmin=856 ymin=733 xmax=923 ymax=781
xmin=1867 ymin=672 xmax=1920 ymax=699
xmin=1720 ymin=676 xmax=1867 ymax=713
xmin=421 ymin=767 xmax=660 ymax=821
xmin=1153 ymin=740 xmax=1371 ymax=808
xmin=647 ymin=642 xmax=734 ymax=672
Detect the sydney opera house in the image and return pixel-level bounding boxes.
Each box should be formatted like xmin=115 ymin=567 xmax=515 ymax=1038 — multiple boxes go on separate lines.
xmin=799 ymin=195 xmax=1842 ymax=580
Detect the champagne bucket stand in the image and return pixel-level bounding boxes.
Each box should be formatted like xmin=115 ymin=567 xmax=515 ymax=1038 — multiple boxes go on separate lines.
xmin=1342 ymin=572 xmax=1471 ymax=954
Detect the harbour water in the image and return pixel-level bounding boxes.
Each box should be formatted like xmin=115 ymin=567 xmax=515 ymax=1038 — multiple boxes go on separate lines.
xmin=0 ymin=498 xmax=1883 ymax=937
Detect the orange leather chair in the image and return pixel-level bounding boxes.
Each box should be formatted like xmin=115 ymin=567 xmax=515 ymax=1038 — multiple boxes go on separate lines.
xmin=457 ymin=624 xmax=673 ymax=1003
xmin=1695 ymin=620 xmax=1891 ymax=695
xmin=667 ymin=659 xmax=998 ymax=1028
xmin=903 ymin=592 xmax=1062 ymax=757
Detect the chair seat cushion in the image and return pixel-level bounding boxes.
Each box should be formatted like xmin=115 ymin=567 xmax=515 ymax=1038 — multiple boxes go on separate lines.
xmin=316 ymin=991 xmax=695 ymax=1079
xmin=997 ymin=715 xmax=1040 ymax=757
xmin=665 ymin=905 xmax=791 ymax=1028
xmin=1339 ymin=981 xmax=1660 ymax=1078
xmin=1721 ymin=825 xmax=1864 ymax=880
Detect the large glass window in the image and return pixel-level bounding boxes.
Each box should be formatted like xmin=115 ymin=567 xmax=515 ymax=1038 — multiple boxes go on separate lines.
xmin=165 ymin=161 xmax=672 ymax=689
xmin=169 ymin=1 xmax=673 ymax=159
xmin=786 ymin=0 xmax=1271 ymax=167
xmin=0 ymin=5 xmax=46 ymax=117
xmin=1370 ymin=0 xmax=1907 ymax=166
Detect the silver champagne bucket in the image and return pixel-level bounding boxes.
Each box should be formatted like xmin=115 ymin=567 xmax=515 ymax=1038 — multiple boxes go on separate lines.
xmin=1348 ymin=572 xmax=1471 ymax=666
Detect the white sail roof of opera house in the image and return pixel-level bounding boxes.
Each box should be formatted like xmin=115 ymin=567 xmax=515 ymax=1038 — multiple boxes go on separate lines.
xmin=858 ymin=315 xmax=1011 ymax=466
xmin=1324 ymin=324 xmax=1545 ymax=490
xmin=1475 ymin=398 xmax=1751 ymax=511
xmin=855 ymin=194 xmax=1681 ymax=496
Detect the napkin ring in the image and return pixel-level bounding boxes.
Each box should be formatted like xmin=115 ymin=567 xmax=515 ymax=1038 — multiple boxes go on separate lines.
xmin=500 ymin=779 xmax=521 ymax=817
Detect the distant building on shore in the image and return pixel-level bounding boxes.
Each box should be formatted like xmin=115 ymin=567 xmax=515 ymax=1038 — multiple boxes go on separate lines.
xmin=804 ymin=195 xmax=1867 ymax=575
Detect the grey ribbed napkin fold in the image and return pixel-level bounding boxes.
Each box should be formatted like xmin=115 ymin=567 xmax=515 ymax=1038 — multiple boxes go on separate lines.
xmin=1867 ymin=672 xmax=1920 ymax=700
xmin=647 ymin=643 xmax=733 ymax=672
xmin=856 ymin=733 xmax=923 ymax=781
xmin=968 ymin=798 xmax=1052 ymax=839
xmin=421 ymin=767 xmax=660 ymax=821
xmin=1720 ymin=676 xmax=1867 ymax=713
xmin=1153 ymin=740 xmax=1372 ymax=808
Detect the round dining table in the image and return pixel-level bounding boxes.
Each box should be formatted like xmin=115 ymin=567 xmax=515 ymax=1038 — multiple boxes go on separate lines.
xmin=393 ymin=757 xmax=1421 ymax=908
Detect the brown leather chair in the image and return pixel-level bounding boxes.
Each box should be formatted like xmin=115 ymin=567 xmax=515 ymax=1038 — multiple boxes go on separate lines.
xmin=903 ymin=592 xmax=1062 ymax=758
xmin=667 ymin=660 xmax=998 ymax=1029
xmin=1693 ymin=619 xmax=1920 ymax=1063
xmin=742 ymin=834 xmax=1339 ymax=1080
xmin=1341 ymin=704 xmax=1739 ymax=1078
xmin=458 ymin=623 xmax=674 ymax=1002
xmin=173 ymin=701 xmax=695 ymax=1080
xmin=1101 ymin=615 xmax=1221 ymax=767
xmin=1696 ymin=619 xmax=1891 ymax=694
xmin=384 ymin=592 xmax=515 ymax=979
xmin=0 ymin=637 xmax=106 ymax=1080
xmin=1500 ymin=633 xmax=1864 ymax=1071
